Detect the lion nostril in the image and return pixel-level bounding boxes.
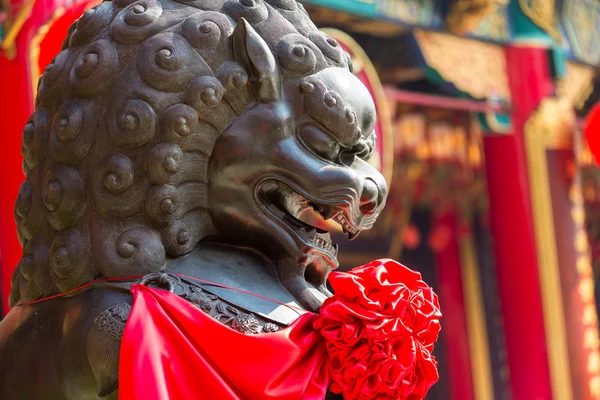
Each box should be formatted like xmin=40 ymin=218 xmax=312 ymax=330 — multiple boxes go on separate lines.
xmin=360 ymin=202 xmax=376 ymax=215
xmin=360 ymin=178 xmax=379 ymax=215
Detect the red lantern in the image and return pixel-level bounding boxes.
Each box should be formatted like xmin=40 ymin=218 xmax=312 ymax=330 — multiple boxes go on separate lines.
xmin=402 ymin=224 xmax=421 ymax=249
xmin=585 ymin=103 xmax=600 ymax=165
xmin=428 ymin=225 xmax=452 ymax=253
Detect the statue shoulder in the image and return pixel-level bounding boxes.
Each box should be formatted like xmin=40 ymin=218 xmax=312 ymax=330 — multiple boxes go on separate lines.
xmin=0 ymin=288 xmax=131 ymax=399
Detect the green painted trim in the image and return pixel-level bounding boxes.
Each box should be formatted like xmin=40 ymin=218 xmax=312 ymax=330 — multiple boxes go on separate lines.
xmin=477 ymin=113 xmax=513 ymax=135
xmin=301 ymin=0 xmax=440 ymax=28
xmin=509 ymin=0 xmax=553 ymax=45
xmin=300 ymin=0 xmax=377 ymax=18
xmin=550 ymin=47 xmax=567 ymax=79
xmin=477 ymin=112 xmax=513 ymax=134
xmin=302 ymin=0 xmax=516 ymax=44
xmin=423 ymin=66 xmax=446 ymax=87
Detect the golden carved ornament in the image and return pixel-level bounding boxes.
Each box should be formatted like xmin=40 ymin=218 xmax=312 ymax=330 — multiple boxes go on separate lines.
xmin=525 ymin=98 xmax=576 ymax=145
xmin=519 ymin=0 xmax=561 ymax=41
xmin=557 ymin=62 xmax=595 ymax=110
xmin=446 ymin=0 xmax=494 ymax=35
xmin=415 ymin=30 xmax=510 ymax=100
xmin=524 ymin=97 xmax=577 ymax=400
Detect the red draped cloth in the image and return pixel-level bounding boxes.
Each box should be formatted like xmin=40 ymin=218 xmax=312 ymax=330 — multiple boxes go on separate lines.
xmin=119 ymin=285 xmax=330 ymax=400
xmin=118 ymin=260 xmax=441 ymax=400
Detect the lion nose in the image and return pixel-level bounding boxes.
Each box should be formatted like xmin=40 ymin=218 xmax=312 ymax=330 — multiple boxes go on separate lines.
xmin=359 ymin=178 xmax=380 ymax=215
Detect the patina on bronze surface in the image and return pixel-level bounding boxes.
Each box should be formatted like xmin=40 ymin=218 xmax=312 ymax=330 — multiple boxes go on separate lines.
xmin=0 ymin=0 xmax=387 ymax=398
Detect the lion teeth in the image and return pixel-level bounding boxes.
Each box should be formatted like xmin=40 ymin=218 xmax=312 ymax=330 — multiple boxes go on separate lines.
xmin=313 ymin=236 xmax=337 ymax=255
xmin=333 ymin=214 xmax=359 ymax=238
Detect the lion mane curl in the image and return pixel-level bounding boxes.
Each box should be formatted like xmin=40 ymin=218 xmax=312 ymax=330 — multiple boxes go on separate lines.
xmin=12 ymin=0 xmax=351 ymax=305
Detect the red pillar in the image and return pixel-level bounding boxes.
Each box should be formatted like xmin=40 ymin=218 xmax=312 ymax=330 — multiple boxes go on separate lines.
xmin=0 ymin=6 xmax=35 ymax=315
xmin=482 ymin=47 xmax=554 ymax=399
xmin=0 ymin=0 xmax=99 ymax=314
xmin=434 ymin=213 xmax=475 ymax=400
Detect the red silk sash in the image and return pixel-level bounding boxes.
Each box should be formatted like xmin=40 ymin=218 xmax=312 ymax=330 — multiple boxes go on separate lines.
xmin=118 ymin=285 xmax=330 ymax=400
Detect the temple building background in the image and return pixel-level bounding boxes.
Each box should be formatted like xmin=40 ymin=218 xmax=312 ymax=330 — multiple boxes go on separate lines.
xmin=2 ymin=0 xmax=600 ymax=399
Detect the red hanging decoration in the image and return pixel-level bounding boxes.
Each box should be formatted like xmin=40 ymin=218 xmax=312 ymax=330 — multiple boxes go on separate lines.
xmin=428 ymin=225 xmax=452 ymax=253
xmin=315 ymin=259 xmax=442 ymax=400
xmin=585 ymin=103 xmax=600 ymax=165
xmin=402 ymin=224 xmax=422 ymax=250
xmin=119 ymin=260 xmax=442 ymax=400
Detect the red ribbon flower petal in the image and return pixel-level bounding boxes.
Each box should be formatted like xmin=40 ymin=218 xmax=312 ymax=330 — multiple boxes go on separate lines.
xmin=315 ymin=259 xmax=442 ymax=400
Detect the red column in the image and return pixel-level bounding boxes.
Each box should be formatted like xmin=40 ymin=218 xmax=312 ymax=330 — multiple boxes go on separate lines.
xmin=482 ymin=47 xmax=554 ymax=399
xmin=0 ymin=8 xmax=35 ymax=315
xmin=0 ymin=0 xmax=99 ymax=314
xmin=434 ymin=213 xmax=475 ymax=400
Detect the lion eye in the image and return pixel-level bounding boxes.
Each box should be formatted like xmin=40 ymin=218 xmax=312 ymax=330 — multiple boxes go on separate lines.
xmin=299 ymin=125 xmax=341 ymax=161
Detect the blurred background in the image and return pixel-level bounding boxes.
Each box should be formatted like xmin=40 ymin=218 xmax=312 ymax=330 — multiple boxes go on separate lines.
xmin=2 ymin=0 xmax=600 ymax=399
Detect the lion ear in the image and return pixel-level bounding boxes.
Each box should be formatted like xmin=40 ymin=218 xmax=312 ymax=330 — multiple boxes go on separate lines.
xmin=233 ymin=18 xmax=281 ymax=103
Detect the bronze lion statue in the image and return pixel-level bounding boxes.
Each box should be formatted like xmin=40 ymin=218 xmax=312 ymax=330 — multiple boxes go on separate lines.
xmin=0 ymin=0 xmax=388 ymax=398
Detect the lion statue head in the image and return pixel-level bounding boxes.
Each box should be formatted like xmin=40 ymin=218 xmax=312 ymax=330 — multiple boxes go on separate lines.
xmin=12 ymin=0 xmax=388 ymax=311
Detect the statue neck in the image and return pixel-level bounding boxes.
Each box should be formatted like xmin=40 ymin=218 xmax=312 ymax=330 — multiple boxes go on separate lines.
xmin=165 ymin=242 xmax=308 ymax=326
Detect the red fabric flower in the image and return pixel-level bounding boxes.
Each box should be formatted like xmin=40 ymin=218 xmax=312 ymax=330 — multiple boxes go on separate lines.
xmin=314 ymin=259 xmax=442 ymax=400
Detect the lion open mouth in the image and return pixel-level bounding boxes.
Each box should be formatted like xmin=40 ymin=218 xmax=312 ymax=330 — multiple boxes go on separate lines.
xmin=260 ymin=181 xmax=362 ymax=263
